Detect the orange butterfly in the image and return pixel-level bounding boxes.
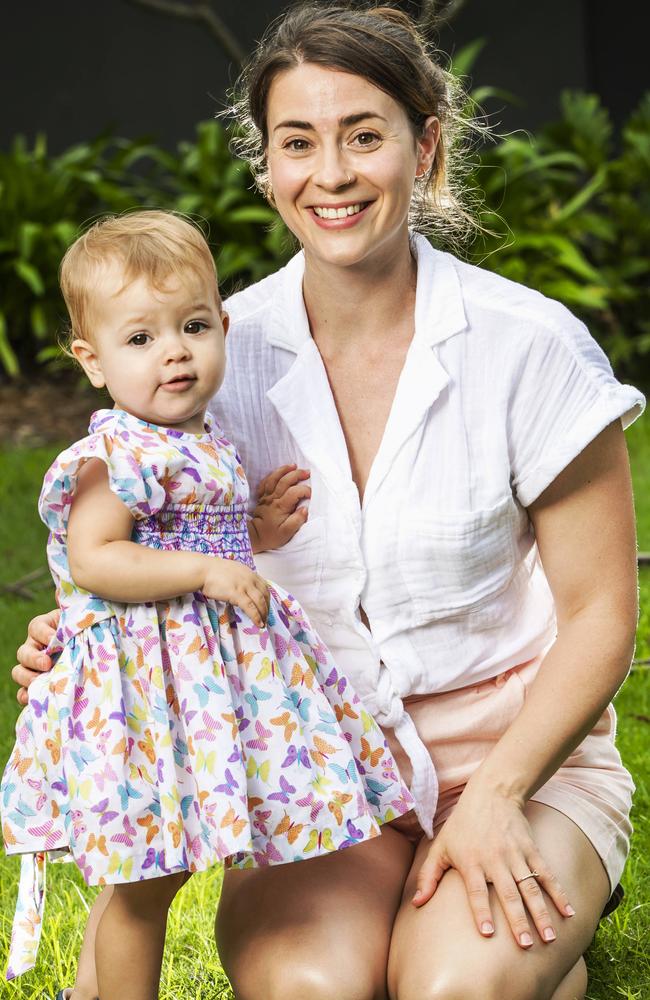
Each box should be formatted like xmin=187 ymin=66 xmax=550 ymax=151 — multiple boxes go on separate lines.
xmin=49 ymin=676 xmax=68 ymax=695
xmin=86 ymin=833 xmax=108 ymax=856
xmin=274 ymin=812 xmax=305 ymax=845
xmin=360 ymin=737 xmax=383 ymax=768
xmin=137 ymin=814 xmax=160 ymax=845
xmin=111 ymin=737 xmax=128 ymax=762
xmin=221 ymin=806 xmax=248 ymax=837
xmin=220 ymin=711 xmax=238 ymax=740
xmin=83 ymin=665 xmax=101 ymax=688
xmin=88 ymin=707 xmax=107 ymax=736
xmin=328 ymin=791 xmax=353 ymax=826
xmin=247 ymin=795 xmax=264 ymax=810
xmin=236 ymin=650 xmax=255 ymax=669
xmin=3 ymin=822 xmax=17 ymax=846
xmin=309 ymin=735 xmax=337 ymax=768
xmin=198 ymin=789 xmax=210 ymax=807
xmin=167 ymin=820 xmax=182 ymax=849
xmin=166 ymin=684 xmax=180 ymax=716
xmin=137 ymin=728 xmax=156 ymax=765
xmin=13 ymin=749 xmax=32 ymax=777
xmin=335 ymin=702 xmax=359 ymax=723
xmin=76 ymin=613 xmax=97 ymax=630
xmin=290 ymin=663 xmax=314 ymax=689
xmin=187 ymin=634 xmax=210 ymax=664
xmin=45 ymin=733 xmax=62 ymax=765
xmin=270 ymin=710 xmax=297 ymax=743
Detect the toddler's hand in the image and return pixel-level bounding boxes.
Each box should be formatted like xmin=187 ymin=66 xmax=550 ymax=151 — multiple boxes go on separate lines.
xmin=248 ymin=464 xmax=311 ymax=553
xmin=202 ymin=559 xmax=270 ymax=627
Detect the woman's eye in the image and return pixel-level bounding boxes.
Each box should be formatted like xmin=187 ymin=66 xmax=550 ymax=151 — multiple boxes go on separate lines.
xmin=285 ymin=138 xmax=311 ymax=152
xmin=353 ymin=131 xmax=381 ymax=147
xmin=128 ymin=333 xmax=150 ymax=347
xmin=185 ymin=320 xmax=208 ymax=334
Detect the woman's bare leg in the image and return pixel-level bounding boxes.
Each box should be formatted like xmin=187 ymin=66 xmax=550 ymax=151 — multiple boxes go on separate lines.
xmin=216 ymin=825 xmax=416 ymax=1000
xmin=70 ymin=886 xmax=114 ymax=1000
xmin=387 ymin=801 xmax=609 ymax=1000
xmin=95 ymin=873 xmax=187 ymax=1000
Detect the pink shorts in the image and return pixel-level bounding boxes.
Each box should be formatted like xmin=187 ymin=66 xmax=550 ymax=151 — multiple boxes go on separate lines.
xmin=383 ymin=655 xmax=634 ymax=891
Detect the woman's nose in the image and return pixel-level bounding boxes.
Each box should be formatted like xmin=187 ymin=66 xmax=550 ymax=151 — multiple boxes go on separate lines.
xmin=312 ymin=145 xmax=355 ymax=190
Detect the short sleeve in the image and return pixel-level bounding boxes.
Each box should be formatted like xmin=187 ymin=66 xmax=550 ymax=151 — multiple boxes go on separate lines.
xmin=38 ymin=431 xmax=167 ymax=534
xmin=507 ymin=313 xmax=645 ymax=507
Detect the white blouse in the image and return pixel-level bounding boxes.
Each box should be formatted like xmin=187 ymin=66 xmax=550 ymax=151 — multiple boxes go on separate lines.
xmin=210 ymin=233 xmax=645 ymax=834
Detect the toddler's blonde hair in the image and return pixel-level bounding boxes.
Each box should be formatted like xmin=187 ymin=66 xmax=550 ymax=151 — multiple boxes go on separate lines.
xmin=60 ymin=210 xmax=220 ymax=345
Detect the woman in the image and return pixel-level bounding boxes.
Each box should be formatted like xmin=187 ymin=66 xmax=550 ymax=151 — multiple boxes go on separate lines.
xmin=12 ymin=5 xmax=644 ymax=999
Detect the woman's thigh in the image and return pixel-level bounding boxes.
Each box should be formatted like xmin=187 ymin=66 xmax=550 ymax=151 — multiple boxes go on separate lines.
xmin=216 ymin=824 xmax=415 ymax=1000
xmin=387 ymin=801 xmax=610 ymax=1000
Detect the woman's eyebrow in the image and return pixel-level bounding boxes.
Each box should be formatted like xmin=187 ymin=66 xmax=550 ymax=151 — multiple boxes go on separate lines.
xmin=273 ymin=112 xmax=388 ymax=132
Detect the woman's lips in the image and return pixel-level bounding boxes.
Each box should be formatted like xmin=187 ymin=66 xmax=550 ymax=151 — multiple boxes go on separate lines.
xmin=308 ymin=201 xmax=372 ymax=229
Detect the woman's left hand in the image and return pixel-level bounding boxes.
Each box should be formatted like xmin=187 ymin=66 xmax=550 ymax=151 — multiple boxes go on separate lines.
xmin=412 ymin=777 xmax=575 ymax=948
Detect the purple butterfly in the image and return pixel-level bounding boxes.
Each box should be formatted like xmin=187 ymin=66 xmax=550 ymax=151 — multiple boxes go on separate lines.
xmin=90 ymin=797 xmax=119 ymax=827
xmin=340 ymin=818 xmax=365 ymax=850
xmin=228 ymin=745 xmax=243 ymax=764
xmin=268 ymin=775 xmax=296 ymax=804
xmin=325 ymin=667 xmax=347 ymax=697
xmin=109 ymin=699 xmax=126 ymax=726
xmin=142 ymin=848 xmax=170 ymax=872
xmin=30 ymin=696 xmax=49 ymax=718
xmin=281 ymin=744 xmax=311 ymax=769
xmin=214 ymin=768 xmax=239 ymax=796
xmin=67 ymin=717 xmax=86 ymax=742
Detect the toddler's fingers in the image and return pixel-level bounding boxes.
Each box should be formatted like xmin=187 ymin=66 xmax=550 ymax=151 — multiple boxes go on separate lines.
xmin=278 ymin=483 xmax=311 ymax=512
xmin=276 ymin=508 xmax=309 ymax=543
xmin=273 ymin=468 xmax=311 ymax=499
xmin=259 ymin=465 xmax=298 ymax=498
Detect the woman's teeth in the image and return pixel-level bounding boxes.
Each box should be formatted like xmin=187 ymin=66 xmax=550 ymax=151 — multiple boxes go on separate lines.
xmin=313 ymin=204 xmax=363 ymax=219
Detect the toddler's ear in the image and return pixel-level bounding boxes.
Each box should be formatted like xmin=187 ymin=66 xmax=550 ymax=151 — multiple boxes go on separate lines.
xmin=70 ymin=339 xmax=106 ymax=389
xmin=221 ymin=312 xmax=230 ymax=336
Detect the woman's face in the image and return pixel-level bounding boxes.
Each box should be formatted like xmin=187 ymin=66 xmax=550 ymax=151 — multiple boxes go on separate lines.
xmin=266 ymin=63 xmax=438 ymax=272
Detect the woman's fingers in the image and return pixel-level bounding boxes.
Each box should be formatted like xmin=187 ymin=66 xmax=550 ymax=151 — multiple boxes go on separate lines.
xmin=461 ymin=864 xmax=496 ymax=936
xmin=492 ymin=866 xmax=535 ymax=947
xmin=27 ymin=609 xmax=59 ymax=647
xmin=412 ymin=846 xmax=448 ymax=907
xmin=515 ymin=872 xmax=556 ymax=943
xmin=526 ymin=850 xmax=575 ymax=919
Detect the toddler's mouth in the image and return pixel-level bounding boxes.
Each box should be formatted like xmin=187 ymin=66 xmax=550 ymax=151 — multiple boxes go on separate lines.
xmin=161 ymin=375 xmax=197 ymax=392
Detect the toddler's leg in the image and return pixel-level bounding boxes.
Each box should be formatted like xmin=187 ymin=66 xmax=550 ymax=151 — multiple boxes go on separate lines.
xmin=70 ymin=885 xmax=114 ymax=1000
xmin=95 ymin=872 xmax=188 ymax=1000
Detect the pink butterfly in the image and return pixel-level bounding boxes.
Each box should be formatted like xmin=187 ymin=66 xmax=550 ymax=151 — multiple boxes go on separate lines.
xmin=94 ymin=762 xmax=118 ymax=791
xmin=295 ymin=791 xmax=325 ymax=822
xmin=245 ymin=720 xmax=272 ymax=752
xmin=195 ymin=710 xmax=223 ymax=742
xmin=110 ymin=815 xmax=137 ymax=847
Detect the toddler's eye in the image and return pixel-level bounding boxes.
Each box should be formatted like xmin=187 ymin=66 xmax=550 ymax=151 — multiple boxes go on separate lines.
xmin=185 ymin=320 xmax=208 ymax=334
xmin=128 ymin=333 xmax=150 ymax=346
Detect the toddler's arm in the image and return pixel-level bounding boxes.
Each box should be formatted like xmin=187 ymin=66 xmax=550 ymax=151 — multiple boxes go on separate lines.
xmin=249 ymin=464 xmax=311 ymax=553
xmin=67 ymin=459 xmax=269 ymax=625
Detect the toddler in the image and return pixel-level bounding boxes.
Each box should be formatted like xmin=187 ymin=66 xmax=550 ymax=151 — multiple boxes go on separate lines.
xmin=1 ymin=211 xmax=413 ymax=999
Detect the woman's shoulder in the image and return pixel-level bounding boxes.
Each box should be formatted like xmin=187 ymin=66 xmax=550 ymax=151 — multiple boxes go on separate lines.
xmin=224 ymin=250 xmax=302 ymax=330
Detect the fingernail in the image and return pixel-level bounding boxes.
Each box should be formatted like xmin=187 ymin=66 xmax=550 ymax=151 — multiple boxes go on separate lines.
xmin=565 ymin=905 xmax=576 ymax=917
xmin=412 ymin=889 xmax=423 ymax=902
xmin=519 ymin=932 xmax=533 ymax=947
xmin=481 ymin=921 xmax=494 ymax=935
xmin=543 ymin=927 xmax=556 ymax=942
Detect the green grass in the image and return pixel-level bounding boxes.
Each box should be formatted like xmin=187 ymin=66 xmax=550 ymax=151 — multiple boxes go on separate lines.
xmin=0 ymin=425 xmax=649 ymax=1000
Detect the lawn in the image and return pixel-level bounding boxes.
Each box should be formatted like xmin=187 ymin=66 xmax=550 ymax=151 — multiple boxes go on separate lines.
xmin=0 ymin=424 xmax=649 ymax=1000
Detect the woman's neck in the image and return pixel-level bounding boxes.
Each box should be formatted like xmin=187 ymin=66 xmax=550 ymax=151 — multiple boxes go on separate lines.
xmin=302 ymin=240 xmax=417 ymax=351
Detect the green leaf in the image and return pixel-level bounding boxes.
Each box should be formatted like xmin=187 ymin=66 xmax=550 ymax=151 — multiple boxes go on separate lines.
xmin=227 ymin=206 xmax=277 ymax=224
xmin=0 ymin=311 xmax=20 ymax=377
xmin=14 ymin=259 xmax=45 ymax=295
xmin=451 ymin=39 xmax=486 ymax=78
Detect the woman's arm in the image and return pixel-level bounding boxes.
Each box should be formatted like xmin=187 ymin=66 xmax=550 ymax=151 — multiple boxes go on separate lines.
xmin=413 ymin=419 xmax=637 ymax=943
xmin=67 ymin=458 xmax=270 ymax=623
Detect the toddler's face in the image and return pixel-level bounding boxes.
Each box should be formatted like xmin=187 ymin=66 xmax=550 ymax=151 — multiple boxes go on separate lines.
xmin=72 ymin=261 xmax=228 ymax=433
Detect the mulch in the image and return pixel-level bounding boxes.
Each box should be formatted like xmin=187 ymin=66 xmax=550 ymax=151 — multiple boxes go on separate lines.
xmin=0 ymin=371 xmax=106 ymax=447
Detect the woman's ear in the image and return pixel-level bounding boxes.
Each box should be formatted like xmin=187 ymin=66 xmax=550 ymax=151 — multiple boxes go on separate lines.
xmin=416 ymin=116 xmax=440 ymax=177
xmin=70 ymin=339 xmax=106 ymax=388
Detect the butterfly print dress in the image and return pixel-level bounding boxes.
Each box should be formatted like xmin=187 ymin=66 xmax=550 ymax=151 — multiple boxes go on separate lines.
xmin=1 ymin=408 xmax=414 ymax=978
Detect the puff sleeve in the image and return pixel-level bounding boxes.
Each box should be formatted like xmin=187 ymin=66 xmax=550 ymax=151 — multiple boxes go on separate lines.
xmin=38 ymin=429 xmax=167 ymax=534
xmin=507 ymin=310 xmax=645 ymax=508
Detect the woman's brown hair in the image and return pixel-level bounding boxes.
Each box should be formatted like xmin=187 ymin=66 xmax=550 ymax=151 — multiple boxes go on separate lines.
xmin=230 ymin=2 xmax=481 ymax=244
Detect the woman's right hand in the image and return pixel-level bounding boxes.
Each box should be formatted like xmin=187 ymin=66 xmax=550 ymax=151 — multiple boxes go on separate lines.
xmin=13 ymin=609 xmax=60 ymax=705
xmin=202 ymin=558 xmax=270 ymax=628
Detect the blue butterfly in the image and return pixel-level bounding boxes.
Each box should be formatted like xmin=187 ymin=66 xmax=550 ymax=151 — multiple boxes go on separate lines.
xmin=328 ymin=761 xmax=359 ymax=785
xmin=244 ymin=685 xmax=272 ymax=717
xmin=2 ymin=782 xmax=16 ymax=808
xmin=281 ymin=690 xmax=311 ymax=722
xmin=193 ymin=675 xmax=225 ymax=708
xmin=70 ymin=745 xmax=99 ymax=772
xmin=117 ymin=781 xmax=143 ymax=811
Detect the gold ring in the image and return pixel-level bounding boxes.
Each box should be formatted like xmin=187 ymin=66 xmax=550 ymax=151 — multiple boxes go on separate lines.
xmin=515 ymin=870 xmax=540 ymax=885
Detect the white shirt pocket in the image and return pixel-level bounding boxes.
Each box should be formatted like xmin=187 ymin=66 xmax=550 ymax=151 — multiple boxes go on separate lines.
xmin=254 ymin=516 xmax=326 ymax=609
xmin=398 ymin=495 xmax=520 ymax=627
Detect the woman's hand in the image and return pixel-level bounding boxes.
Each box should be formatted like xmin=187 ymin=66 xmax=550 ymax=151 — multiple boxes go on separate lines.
xmin=412 ymin=777 xmax=575 ymax=948
xmin=248 ymin=464 xmax=310 ymax=554
xmin=202 ymin=558 xmax=270 ymax=627
xmin=12 ymin=609 xmax=60 ymax=705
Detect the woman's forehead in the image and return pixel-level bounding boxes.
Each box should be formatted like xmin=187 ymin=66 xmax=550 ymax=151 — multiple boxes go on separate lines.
xmin=267 ymin=63 xmax=405 ymax=130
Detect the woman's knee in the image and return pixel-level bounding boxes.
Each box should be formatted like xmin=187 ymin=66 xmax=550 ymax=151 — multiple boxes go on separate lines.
xmin=232 ymin=957 xmax=385 ymax=1000
xmin=392 ymin=963 xmax=543 ymax=1000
